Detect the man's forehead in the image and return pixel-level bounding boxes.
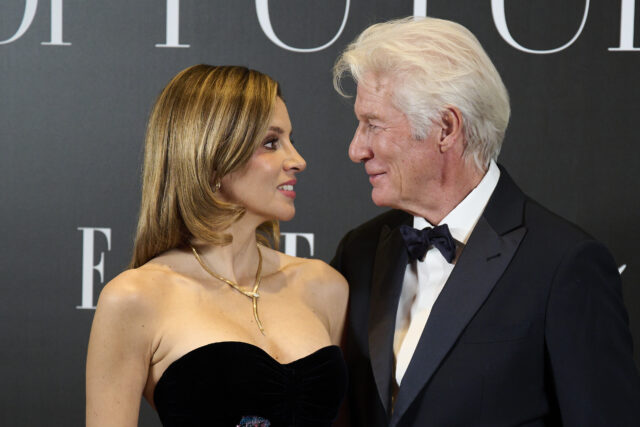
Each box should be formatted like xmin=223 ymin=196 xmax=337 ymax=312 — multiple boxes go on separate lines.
xmin=357 ymin=72 xmax=394 ymax=96
xmin=354 ymin=73 xmax=398 ymax=118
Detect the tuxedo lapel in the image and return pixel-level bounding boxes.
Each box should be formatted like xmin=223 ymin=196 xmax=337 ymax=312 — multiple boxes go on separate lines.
xmin=390 ymin=168 xmax=528 ymax=426
xmin=391 ymin=218 xmax=526 ymax=425
xmin=368 ymin=221 xmax=410 ymax=416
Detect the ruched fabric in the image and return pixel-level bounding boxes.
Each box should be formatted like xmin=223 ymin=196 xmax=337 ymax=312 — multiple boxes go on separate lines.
xmin=154 ymin=342 xmax=347 ymax=426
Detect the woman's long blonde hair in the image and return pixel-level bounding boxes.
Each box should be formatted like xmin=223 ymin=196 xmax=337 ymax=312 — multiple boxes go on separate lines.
xmin=130 ymin=65 xmax=280 ymax=268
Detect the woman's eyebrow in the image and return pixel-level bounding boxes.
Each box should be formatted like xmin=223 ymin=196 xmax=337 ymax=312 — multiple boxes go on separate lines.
xmin=268 ymin=126 xmax=284 ymax=134
xmin=268 ymin=126 xmax=293 ymax=137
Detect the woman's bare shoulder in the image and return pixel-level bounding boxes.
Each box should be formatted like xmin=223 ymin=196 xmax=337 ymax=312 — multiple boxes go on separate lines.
xmin=273 ymin=250 xmax=348 ymax=296
xmin=96 ymin=260 xmax=186 ymax=319
xmin=271 ymin=251 xmax=348 ymax=343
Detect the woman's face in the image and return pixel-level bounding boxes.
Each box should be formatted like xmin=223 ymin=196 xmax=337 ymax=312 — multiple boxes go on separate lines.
xmin=221 ymin=97 xmax=306 ymax=223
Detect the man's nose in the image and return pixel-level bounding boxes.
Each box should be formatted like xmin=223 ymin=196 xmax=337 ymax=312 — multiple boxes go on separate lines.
xmin=348 ymin=125 xmax=372 ymax=163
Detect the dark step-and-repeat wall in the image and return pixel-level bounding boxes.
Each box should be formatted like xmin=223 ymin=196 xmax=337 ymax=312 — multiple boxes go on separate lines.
xmin=1 ymin=1 xmax=638 ymax=425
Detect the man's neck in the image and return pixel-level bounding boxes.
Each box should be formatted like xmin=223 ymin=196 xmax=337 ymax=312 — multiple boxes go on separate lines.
xmin=405 ymin=162 xmax=486 ymax=225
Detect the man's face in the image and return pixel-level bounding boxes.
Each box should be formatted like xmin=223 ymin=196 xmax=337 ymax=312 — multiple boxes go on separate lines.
xmin=349 ymin=74 xmax=443 ymax=211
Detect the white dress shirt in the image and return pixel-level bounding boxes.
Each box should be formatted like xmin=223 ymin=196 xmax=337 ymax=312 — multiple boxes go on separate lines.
xmin=393 ymin=160 xmax=501 ymax=385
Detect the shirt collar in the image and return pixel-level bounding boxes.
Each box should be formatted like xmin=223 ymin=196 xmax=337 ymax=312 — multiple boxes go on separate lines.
xmin=413 ymin=160 xmax=500 ymax=245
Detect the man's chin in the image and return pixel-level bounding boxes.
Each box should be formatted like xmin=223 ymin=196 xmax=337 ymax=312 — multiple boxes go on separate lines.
xmin=371 ymin=189 xmax=393 ymax=208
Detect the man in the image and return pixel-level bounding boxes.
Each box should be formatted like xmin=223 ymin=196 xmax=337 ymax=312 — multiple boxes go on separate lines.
xmin=331 ymin=17 xmax=640 ymax=426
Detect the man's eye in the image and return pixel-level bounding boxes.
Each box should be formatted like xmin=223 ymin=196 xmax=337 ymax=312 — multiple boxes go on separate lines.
xmin=367 ymin=123 xmax=380 ymax=131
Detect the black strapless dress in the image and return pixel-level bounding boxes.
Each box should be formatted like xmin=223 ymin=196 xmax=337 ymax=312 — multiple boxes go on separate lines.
xmin=154 ymin=342 xmax=347 ymax=426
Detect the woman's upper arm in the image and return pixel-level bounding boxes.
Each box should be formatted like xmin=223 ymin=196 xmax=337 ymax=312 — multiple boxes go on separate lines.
xmin=86 ymin=272 xmax=156 ymax=427
xmin=318 ymin=263 xmax=349 ymax=346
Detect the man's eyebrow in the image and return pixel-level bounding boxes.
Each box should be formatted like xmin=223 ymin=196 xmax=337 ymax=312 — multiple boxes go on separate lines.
xmin=354 ymin=107 xmax=379 ymax=121
xmin=356 ymin=112 xmax=380 ymax=121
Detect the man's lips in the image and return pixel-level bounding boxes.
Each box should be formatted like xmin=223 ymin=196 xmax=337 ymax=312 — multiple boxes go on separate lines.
xmin=367 ymin=172 xmax=385 ymax=185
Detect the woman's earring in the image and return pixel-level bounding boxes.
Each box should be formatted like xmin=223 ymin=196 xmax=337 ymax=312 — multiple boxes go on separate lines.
xmin=213 ymin=181 xmax=221 ymax=193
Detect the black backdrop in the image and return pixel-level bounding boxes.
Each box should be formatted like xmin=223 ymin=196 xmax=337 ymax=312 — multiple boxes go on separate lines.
xmin=1 ymin=1 xmax=639 ymax=425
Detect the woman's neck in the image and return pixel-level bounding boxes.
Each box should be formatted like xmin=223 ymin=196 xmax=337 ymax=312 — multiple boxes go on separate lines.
xmin=190 ymin=215 xmax=264 ymax=287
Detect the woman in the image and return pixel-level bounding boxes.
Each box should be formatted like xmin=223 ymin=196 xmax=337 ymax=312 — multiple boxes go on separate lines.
xmin=86 ymin=65 xmax=348 ymax=426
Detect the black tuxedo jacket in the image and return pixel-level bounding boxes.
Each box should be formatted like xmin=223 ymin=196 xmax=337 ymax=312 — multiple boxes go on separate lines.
xmin=332 ymin=168 xmax=640 ymax=426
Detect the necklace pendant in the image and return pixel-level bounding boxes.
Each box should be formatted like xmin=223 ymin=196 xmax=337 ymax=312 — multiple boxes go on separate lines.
xmin=191 ymin=243 xmax=266 ymax=334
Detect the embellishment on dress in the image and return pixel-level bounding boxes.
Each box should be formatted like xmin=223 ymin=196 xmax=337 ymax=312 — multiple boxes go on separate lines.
xmin=237 ymin=415 xmax=271 ymax=427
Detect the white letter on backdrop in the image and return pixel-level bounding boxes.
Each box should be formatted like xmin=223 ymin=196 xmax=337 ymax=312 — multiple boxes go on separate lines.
xmin=0 ymin=0 xmax=38 ymax=45
xmin=492 ymin=0 xmax=590 ymax=54
xmin=77 ymin=227 xmax=112 ymax=310
xmin=610 ymin=0 xmax=640 ymax=51
xmin=41 ymin=0 xmax=71 ymax=45
xmin=255 ymin=0 xmax=350 ymax=53
xmin=156 ymin=0 xmax=190 ymax=48
xmin=281 ymin=233 xmax=315 ymax=257
xmin=414 ymin=0 xmax=427 ymax=17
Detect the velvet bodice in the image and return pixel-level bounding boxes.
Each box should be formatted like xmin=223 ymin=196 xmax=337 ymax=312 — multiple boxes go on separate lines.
xmin=153 ymin=341 xmax=347 ymax=426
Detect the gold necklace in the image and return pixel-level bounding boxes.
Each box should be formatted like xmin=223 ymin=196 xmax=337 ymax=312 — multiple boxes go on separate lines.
xmin=190 ymin=244 xmax=265 ymax=335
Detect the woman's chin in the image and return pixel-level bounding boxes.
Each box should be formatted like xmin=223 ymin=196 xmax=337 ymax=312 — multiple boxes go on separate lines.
xmin=276 ymin=207 xmax=296 ymax=222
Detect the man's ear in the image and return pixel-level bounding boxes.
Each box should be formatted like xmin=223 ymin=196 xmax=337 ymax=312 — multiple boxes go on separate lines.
xmin=438 ymin=106 xmax=463 ymax=153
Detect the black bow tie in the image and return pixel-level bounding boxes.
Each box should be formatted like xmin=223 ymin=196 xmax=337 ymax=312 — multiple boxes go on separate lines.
xmin=399 ymin=223 xmax=456 ymax=263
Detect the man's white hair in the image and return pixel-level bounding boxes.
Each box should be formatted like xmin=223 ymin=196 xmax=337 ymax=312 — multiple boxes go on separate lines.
xmin=333 ymin=17 xmax=510 ymax=170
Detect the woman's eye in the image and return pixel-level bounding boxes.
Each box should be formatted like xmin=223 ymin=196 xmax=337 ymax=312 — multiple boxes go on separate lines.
xmin=264 ymin=138 xmax=279 ymax=150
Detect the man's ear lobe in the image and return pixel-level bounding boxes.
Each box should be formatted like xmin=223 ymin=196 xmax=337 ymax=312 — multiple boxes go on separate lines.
xmin=438 ymin=106 xmax=463 ymax=152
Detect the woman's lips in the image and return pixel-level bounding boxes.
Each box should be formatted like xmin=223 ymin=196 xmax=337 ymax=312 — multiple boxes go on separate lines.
xmin=277 ymin=182 xmax=296 ymax=199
